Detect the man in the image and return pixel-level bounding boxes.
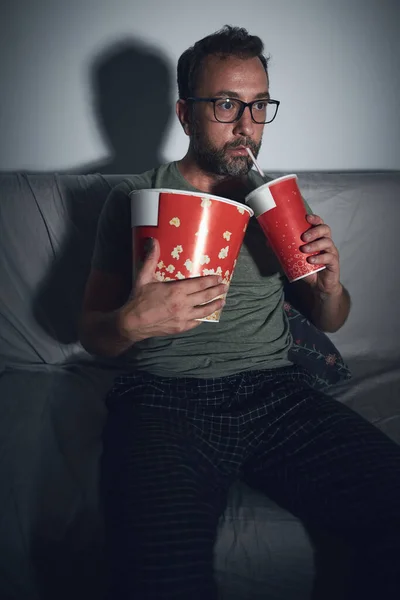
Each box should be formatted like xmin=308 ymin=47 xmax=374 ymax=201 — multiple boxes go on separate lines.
xmin=79 ymin=25 xmax=400 ymax=600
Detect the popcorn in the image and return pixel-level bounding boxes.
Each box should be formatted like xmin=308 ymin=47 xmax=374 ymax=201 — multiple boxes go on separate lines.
xmin=184 ymin=259 xmax=194 ymax=273
xmin=169 ymin=217 xmax=181 ymax=227
xmin=166 ymin=264 xmax=175 ymax=273
xmin=171 ymin=245 xmax=183 ymax=259
xmin=202 ymin=268 xmax=216 ymax=275
xmin=216 ymin=266 xmax=222 ymax=276
xmin=199 ymin=254 xmax=210 ymax=265
xmin=218 ymin=246 xmax=229 ymax=259
xmin=175 ymin=271 xmax=185 ymax=279
xmin=155 ymin=271 xmax=165 ymax=281
xmin=201 ymin=198 xmax=212 ymax=208
xmin=236 ymin=205 xmax=245 ymax=214
xmin=223 ymin=231 xmax=232 ymax=241
xmin=201 ymin=310 xmax=221 ymax=322
xmin=157 ymin=260 xmax=165 ymax=269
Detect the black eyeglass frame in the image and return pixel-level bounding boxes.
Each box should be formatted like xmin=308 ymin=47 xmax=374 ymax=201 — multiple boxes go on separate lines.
xmin=185 ymin=97 xmax=280 ymax=124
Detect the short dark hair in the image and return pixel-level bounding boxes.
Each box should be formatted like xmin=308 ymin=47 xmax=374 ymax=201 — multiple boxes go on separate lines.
xmin=177 ymin=25 xmax=270 ymax=99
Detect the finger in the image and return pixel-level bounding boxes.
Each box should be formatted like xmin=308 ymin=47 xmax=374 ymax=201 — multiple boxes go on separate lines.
xmin=182 ymin=320 xmax=203 ymax=332
xmin=189 ymin=283 xmax=228 ymax=306
xmin=302 ymin=224 xmax=331 ymax=242
xmin=180 ymin=274 xmax=225 ymax=295
xmin=301 ymin=238 xmax=338 ymax=255
xmin=307 ymin=252 xmax=339 ymax=268
xmin=191 ymin=296 xmax=226 ymax=320
xmin=306 ymin=213 xmax=324 ymax=225
xmin=136 ymin=238 xmax=160 ymax=286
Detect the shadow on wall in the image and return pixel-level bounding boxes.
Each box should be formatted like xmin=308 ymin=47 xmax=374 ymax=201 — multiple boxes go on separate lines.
xmin=29 ymin=38 xmax=174 ymax=347
xmin=76 ymin=38 xmax=173 ymax=175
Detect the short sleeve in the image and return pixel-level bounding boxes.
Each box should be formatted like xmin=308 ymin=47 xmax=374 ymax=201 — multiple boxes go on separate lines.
xmin=91 ymin=181 xmax=132 ymax=274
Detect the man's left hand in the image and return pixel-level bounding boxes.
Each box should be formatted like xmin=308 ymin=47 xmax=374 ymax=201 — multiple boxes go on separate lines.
xmin=300 ymin=213 xmax=342 ymax=295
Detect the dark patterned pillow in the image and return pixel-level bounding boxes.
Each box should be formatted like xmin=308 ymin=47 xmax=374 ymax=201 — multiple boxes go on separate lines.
xmin=284 ymin=301 xmax=352 ymax=390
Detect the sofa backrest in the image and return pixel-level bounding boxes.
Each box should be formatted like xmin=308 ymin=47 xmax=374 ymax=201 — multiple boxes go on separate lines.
xmin=0 ymin=173 xmax=124 ymax=367
xmin=0 ymin=171 xmax=399 ymax=369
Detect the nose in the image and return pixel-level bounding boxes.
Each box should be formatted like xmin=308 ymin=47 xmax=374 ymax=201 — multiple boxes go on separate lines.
xmin=232 ymin=105 xmax=255 ymax=137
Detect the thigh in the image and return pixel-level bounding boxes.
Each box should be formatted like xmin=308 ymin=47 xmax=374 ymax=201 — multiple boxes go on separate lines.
xmin=102 ymin=394 xmax=233 ymax=502
xmin=101 ymin=398 xmax=231 ymax=600
xmin=243 ymin=384 xmax=400 ymax=538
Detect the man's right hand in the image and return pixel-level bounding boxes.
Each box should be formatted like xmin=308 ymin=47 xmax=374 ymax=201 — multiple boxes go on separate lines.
xmin=118 ymin=239 xmax=228 ymax=343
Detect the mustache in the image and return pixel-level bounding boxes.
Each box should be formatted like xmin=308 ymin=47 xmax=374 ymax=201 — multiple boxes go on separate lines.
xmin=225 ymin=138 xmax=260 ymax=153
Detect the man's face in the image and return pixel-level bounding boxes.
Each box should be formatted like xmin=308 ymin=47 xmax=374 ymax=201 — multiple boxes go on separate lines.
xmin=189 ymin=54 xmax=268 ymax=177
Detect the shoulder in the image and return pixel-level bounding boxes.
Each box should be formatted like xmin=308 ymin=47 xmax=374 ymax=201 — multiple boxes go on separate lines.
xmin=102 ymin=164 xmax=168 ymax=219
xmin=121 ymin=162 xmax=178 ymax=192
xmin=120 ymin=166 xmax=159 ymax=192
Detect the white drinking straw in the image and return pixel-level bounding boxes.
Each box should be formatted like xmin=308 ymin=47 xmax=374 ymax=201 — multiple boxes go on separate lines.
xmin=246 ymin=147 xmax=265 ymax=179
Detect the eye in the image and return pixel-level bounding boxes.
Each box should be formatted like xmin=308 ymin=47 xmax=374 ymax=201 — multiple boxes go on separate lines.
xmin=216 ymin=99 xmax=236 ymax=111
xmin=253 ymin=100 xmax=268 ymax=111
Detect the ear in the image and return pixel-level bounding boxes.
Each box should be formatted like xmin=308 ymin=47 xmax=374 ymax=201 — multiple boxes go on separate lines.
xmin=176 ymin=99 xmax=192 ymax=136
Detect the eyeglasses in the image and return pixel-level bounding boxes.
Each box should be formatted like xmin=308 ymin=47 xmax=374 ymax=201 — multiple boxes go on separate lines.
xmin=185 ymin=97 xmax=280 ymax=124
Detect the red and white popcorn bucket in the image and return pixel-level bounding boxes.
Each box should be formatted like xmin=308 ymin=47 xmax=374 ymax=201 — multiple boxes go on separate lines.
xmin=130 ymin=188 xmax=253 ymax=322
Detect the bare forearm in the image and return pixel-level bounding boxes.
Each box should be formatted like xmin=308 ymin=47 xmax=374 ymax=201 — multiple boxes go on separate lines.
xmin=308 ymin=284 xmax=351 ymax=333
xmin=79 ymin=309 xmax=134 ymax=357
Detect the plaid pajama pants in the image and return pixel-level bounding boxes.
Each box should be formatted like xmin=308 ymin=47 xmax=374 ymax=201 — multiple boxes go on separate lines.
xmin=101 ymin=364 xmax=400 ymax=599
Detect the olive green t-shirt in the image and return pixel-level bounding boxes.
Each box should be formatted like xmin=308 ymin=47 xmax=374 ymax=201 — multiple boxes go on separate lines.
xmin=92 ymin=161 xmax=310 ymax=378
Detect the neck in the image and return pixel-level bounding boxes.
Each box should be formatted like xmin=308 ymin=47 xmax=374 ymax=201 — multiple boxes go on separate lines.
xmin=177 ymin=151 xmax=250 ymax=200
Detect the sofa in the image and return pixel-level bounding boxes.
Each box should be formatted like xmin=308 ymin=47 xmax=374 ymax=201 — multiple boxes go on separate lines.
xmin=0 ymin=170 xmax=399 ymax=600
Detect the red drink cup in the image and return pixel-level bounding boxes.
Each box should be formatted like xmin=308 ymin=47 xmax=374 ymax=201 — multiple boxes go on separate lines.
xmin=245 ymin=175 xmax=326 ymax=282
xmin=130 ymin=188 xmax=253 ymax=321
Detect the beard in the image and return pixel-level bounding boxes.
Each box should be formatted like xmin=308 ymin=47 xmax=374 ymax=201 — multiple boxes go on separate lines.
xmin=191 ymin=124 xmax=262 ymax=177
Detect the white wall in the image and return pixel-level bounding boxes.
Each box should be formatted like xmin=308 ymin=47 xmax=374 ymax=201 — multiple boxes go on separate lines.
xmin=0 ymin=0 xmax=399 ymax=172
